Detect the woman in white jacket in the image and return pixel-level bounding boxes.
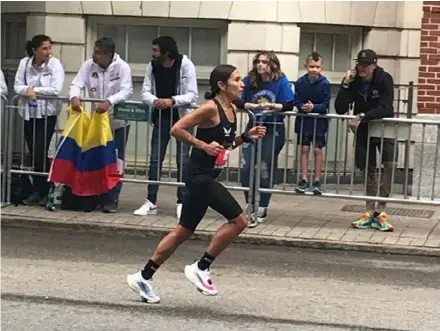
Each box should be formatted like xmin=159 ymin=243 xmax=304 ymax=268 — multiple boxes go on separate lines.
xmin=14 ymin=34 xmax=65 ymax=206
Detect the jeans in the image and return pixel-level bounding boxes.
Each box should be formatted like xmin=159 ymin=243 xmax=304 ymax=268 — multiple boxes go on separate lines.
xmin=24 ymin=116 xmax=57 ymax=197
xmin=147 ymin=118 xmax=190 ymax=204
xmin=240 ymin=122 xmax=286 ymax=208
xmin=108 ymin=125 xmax=130 ymax=202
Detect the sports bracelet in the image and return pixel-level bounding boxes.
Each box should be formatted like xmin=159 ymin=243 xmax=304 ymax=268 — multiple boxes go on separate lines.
xmin=240 ymin=131 xmax=252 ymax=143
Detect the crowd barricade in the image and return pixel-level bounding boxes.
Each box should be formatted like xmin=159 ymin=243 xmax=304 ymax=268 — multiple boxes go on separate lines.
xmin=3 ymin=94 xmax=439 ymax=211
xmin=252 ymin=110 xmax=440 ymax=208
xmin=1 ymin=95 xmax=9 ymax=204
xmin=2 ymin=95 xmax=258 ymax=206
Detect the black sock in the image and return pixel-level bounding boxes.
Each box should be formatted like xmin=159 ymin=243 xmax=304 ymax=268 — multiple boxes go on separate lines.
xmin=197 ymin=252 xmax=216 ymax=271
xmin=141 ymin=259 xmax=160 ymax=280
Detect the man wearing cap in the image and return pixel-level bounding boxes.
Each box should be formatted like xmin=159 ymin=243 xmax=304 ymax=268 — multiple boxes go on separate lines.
xmin=335 ymin=49 xmax=396 ymax=232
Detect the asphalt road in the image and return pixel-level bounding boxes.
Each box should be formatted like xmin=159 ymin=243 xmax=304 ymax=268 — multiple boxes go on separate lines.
xmin=1 ymin=226 xmax=439 ymax=331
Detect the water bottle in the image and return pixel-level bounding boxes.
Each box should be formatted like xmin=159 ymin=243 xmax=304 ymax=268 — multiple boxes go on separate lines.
xmin=28 ymin=99 xmax=38 ymax=107
xmin=46 ymin=184 xmax=63 ymax=211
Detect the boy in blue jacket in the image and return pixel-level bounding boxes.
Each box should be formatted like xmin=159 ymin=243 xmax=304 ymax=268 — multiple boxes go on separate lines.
xmin=294 ymin=52 xmax=331 ymax=194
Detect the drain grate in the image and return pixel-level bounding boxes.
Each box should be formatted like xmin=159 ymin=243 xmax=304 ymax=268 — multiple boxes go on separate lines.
xmin=341 ymin=205 xmax=435 ymax=218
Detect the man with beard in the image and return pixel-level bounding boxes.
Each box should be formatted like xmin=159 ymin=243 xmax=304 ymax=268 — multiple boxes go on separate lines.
xmin=335 ymin=49 xmax=395 ymax=232
xmin=134 ymin=36 xmax=198 ymax=220
xmin=70 ymin=37 xmax=133 ymax=213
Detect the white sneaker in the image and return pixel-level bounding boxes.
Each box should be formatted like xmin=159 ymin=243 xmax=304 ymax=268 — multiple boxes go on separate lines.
xmin=126 ymin=271 xmax=160 ymax=303
xmin=184 ymin=261 xmax=218 ymax=296
xmin=176 ymin=203 xmax=183 ymax=220
xmin=257 ymin=207 xmax=267 ymax=223
xmin=133 ymin=199 xmax=158 ymax=216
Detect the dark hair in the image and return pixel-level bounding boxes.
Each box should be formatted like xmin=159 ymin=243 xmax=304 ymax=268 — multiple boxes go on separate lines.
xmin=95 ymin=37 xmax=116 ymax=56
xmin=306 ymin=52 xmax=323 ymax=63
xmin=25 ymin=34 xmax=52 ymax=57
xmin=152 ymin=36 xmax=179 ymax=60
xmin=204 ymin=64 xmax=237 ymax=100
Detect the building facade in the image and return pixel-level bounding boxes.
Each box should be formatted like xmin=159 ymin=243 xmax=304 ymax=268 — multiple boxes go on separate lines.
xmin=1 ymin=1 xmax=437 ymax=193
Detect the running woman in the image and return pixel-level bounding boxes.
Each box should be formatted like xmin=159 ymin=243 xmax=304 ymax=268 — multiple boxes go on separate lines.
xmin=127 ymin=64 xmax=266 ymax=303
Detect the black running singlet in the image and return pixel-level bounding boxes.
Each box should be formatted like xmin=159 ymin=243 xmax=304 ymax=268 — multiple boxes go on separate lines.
xmin=187 ymin=99 xmax=237 ymax=177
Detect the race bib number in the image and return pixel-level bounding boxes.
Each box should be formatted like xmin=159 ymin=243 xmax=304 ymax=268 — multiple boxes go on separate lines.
xmin=214 ymin=149 xmax=229 ymax=169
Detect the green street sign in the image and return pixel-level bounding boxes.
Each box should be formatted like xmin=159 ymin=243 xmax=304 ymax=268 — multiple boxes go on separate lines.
xmin=114 ymin=103 xmax=151 ymax=122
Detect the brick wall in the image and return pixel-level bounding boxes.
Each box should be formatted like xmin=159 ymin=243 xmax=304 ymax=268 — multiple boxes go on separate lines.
xmin=418 ymin=1 xmax=440 ymax=114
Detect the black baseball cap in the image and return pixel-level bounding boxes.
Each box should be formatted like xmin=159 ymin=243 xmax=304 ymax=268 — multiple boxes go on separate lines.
xmin=354 ymin=49 xmax=377 ymax=65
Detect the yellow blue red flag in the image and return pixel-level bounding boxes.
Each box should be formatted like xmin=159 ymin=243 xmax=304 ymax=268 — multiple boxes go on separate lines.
xmin=48 ymin=107 xmax=120 ymax=196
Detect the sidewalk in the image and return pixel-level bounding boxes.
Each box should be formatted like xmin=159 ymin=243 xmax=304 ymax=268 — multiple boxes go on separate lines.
xmin=2 ymin=183 xmax=439 ymax=256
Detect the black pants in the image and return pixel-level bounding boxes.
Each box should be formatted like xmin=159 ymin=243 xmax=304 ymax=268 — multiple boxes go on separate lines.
xmin=24 ymin=116 xmax=57 ymax=197
xmin=179 ymin=173 xmax=243 ymax=232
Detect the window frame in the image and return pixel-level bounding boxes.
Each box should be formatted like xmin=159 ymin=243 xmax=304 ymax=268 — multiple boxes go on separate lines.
xmin=1 ymin=14 xmax=27 ymax=69
xmin=298 ymin=25 xmax=363 ymax=84
xmin=87 ymin=16 xmax=228 ymax=80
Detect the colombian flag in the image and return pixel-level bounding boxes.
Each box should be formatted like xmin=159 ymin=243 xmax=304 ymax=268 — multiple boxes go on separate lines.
xmin=48 ymin=107 xmax=120 ymax=196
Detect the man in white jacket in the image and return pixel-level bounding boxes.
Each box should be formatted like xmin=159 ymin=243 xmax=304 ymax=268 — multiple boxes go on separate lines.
xmin=69 ymin=37 xmax=133 ymax=213
xmin=134 ymin=36 xmax=198 ymax=220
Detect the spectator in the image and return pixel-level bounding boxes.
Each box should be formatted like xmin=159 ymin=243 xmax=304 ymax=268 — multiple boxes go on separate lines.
xmin=69 ymin=37 xmax=133 ymax=213
xmin=294 ymin=52 xmax=331 ymax=195
xmin=14 ymin=34 xmax=65 ymax=206
xmin=335 ymin=49 xmax=395 ymax=232
xmin=134 ymin=36 xmax=198 ymax=220
xmin=0 ymin=70 xmax=8 ymax=96
xmin=240 ymin=51 xmax=294 ymax=228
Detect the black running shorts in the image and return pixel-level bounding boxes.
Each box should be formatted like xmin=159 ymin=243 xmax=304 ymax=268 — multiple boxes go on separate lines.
xmin=179 ymin=174 xmax=243 ymax=231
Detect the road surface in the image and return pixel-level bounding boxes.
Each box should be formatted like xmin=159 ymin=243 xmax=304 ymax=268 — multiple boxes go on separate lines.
xmin=1 ymin=226 xmax=439 ymax=331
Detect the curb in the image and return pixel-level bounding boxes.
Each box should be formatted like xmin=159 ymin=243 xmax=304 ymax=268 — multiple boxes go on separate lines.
xmin=2 ymin=215 xmax=439 ymax=257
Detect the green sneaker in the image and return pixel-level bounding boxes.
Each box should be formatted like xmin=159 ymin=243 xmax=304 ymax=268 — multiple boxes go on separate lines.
xmin=351 ymin=212 xmax=374 ymax=229
xmin=371 ymin=212 xmax=394 ymax=232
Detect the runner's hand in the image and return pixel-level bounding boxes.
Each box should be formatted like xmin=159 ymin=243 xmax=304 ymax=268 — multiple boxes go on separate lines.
xmin=203 ymin=141 xmax=223 ymax=156
xmin=248 ymin=126 xmax=266 ymax=140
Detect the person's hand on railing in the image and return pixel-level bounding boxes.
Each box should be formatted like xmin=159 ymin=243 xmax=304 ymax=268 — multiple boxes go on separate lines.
xmin=96 ymin=100 xmax=111 ymax=113
xmin=154 ymin=98 xmax=174 ymax=110
xmin=254 ymin=102 xmax=276 ymax=112
xmin=70 ymin=97 xmax=82 ymax=112
xmin=26 ymin=87 xmax=36 ymax=100
xmin=302 ymin=101 xmax=314 ymax=112
xmin=348 ymin=116 xmax=361 ymax=133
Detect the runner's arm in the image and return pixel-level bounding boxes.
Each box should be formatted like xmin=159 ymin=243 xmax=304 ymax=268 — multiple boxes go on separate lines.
xmin=170 ymin=101 xmax=217 ymax=150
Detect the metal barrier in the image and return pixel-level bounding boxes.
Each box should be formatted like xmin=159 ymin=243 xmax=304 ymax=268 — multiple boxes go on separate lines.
xmin=1 ymin=95 xmax=9 ymax=203
xmin=252 ymin=110 xmax=440 ymax=207
xmin=3 ymin=93 xmax=439 ymax=211
xmin=3 ymin=95 xmax=257 ymax=206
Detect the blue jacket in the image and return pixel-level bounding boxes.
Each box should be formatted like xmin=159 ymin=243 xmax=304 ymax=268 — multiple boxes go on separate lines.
xmin=294 ymin=74 xmax=331 ymax=136
xmin=241 ymin=75 xmax=294 ymax=124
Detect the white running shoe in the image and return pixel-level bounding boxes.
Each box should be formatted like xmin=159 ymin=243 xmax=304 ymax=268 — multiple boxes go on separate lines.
xmin=257 ymin=207 xmax=267 ymax=223
xmin=126 ymin=271 xmax=160 ymax=303
xmin=176 ymin=203 xmax=183 ymax=220
xmin=184 ymin=261 xmax=218 ymax=296
xmin=133 ymin=199 xmax=158 ymax=216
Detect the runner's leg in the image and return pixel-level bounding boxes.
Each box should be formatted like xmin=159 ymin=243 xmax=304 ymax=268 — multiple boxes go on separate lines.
xmin=185 ymin=178 xmax=245 ymax=295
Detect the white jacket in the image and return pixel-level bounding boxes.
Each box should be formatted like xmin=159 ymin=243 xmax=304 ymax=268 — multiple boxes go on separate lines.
xmin=69 ymin=53 xmax=133 ymax=130
xmin=141 ymin=55 xmax=198 ymax=118
xmin=0 ymin=70 xmax=8 ymax=97
xmin=14 ymin=56 xmax=65 ymax=120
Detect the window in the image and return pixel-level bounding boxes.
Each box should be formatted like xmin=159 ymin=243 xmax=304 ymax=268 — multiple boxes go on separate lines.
xmin=298 ymin=26 xmax=362 ymax=84
xmin=1 ymin=14 xmax=27 ymax=68
xmin=89 ymin=17 xmax=227 ymax=79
